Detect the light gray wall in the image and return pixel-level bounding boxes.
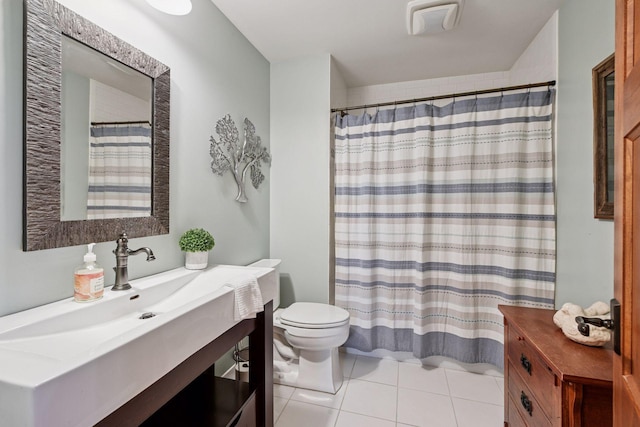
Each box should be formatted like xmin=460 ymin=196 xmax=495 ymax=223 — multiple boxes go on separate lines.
xmin=555 ymin=0 xmax=615 ymax=308
xmin=61 ymin=70 xmax=90 ymax=221
xmin=0 ymin=0 xmax=270 ymax=317
xmin=270 ymin=2 xmax=616 ymax=311
xmin=0 ymin=0 xmax=616 ymax=320
xmin=330 ymin=58 xmax=347 ymax=109
xmin=270 ymin=54 xmax=332 ymax=307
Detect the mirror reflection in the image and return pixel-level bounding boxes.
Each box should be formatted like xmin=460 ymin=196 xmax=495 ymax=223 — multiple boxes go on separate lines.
xmin=61 ymin=36 xmax=153 ymax=221
xmin=24 ymin=0 xmax=170 ymax=251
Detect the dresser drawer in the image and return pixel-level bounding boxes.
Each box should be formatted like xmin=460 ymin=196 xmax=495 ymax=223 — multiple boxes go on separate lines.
xmin=500 ymin=306 xmax=613 ymax=427
xmin=508 ymin=360 xmax=552 ymax=427
xmin=507 ymin=393 xmax=528 ymax=427
xmin=507 ymin=324 xmax=559 ymax=419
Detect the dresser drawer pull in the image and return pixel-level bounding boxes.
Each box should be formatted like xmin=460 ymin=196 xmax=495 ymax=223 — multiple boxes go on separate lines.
xmin=520 ymin=354 xmax=532 ymax=375
xmin=520 ymin=391 xmax=533 ymax=416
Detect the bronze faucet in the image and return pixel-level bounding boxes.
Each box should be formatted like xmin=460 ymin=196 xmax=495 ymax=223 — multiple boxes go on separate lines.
xmin=112 ymin=232 xmax=156 ymax=291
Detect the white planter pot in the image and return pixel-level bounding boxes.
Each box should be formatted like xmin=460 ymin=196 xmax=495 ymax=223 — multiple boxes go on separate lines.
xmin=184 ymin=251 xmax=209 ymax=270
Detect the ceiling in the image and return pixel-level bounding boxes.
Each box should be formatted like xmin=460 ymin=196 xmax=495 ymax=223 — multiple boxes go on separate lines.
xmin=210 ymin=0 xmax=564 ymax=88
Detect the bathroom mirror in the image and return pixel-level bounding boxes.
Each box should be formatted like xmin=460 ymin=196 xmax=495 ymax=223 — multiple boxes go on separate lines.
xmin=61 ymin=35 xmax=154 ymax=221
xmin=24 ymin=0 xmax=170 ymax=251
xmin=593 ymin=53 xmax=615 ymax=220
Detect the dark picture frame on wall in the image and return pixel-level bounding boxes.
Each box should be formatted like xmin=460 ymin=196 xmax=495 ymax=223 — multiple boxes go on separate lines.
xmin=593 ymin=53 xmax=615 ymax=220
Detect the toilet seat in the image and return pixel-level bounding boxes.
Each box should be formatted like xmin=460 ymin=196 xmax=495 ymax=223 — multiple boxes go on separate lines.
xmin=279 ymin=302 xmax=349 ymax=329
xmin=279 ymin=321 xmax=349 ymax=339
xmin=274 ymin=310 xmax=349 ymax=339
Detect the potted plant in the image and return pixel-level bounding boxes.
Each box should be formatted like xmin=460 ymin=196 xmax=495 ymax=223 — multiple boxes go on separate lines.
xmin=179 ymin=228 xmax=215 ymax=269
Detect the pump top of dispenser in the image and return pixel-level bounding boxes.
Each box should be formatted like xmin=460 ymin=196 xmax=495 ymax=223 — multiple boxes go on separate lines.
xmin=84 ymin=243 xmax=97 ymax=263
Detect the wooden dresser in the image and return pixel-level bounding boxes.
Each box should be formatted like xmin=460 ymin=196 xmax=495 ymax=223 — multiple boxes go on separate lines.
xmin=499 ymin=305 xmax=613 ymax=427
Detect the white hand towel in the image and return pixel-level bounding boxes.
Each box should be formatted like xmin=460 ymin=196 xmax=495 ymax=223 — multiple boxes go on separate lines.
xmin=226 ymin=275 xmax=264 ymax=321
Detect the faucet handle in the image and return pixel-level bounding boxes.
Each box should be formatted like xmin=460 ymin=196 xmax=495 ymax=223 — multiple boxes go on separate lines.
xmin=114 ymin=233 xmax=129 ymax=256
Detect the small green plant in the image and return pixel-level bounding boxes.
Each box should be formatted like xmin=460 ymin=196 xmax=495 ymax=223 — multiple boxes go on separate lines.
xmin=178 ymin=228 xmax=215 ymax=252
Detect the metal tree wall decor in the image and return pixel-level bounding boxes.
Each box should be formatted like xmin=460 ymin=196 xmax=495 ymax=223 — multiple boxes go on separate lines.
xmin=209 ymin=114 xmax=271 ymax=203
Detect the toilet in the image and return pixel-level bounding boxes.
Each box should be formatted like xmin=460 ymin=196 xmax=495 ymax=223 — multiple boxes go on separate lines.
xmin=249 ymin=259 xmax=350 ymax=394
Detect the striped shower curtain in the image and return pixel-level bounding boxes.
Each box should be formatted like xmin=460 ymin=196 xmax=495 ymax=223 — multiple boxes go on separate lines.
xmin=87 ymin=122 xmax=152 ymax=219
xmin=333 ymin=89 xmax=555 ymax=368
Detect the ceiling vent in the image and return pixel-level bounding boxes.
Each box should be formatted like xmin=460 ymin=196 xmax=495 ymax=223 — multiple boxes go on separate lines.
xmin=406 ymin=0 xmax=464 ymax=35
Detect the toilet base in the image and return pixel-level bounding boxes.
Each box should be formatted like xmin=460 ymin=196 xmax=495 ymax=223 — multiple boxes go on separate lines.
xmin=273 ymin=347 xmax=343 ymax=394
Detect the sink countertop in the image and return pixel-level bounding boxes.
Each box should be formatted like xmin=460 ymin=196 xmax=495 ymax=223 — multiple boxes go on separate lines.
xmin=0 ymin=264 xmax=276 ymax=427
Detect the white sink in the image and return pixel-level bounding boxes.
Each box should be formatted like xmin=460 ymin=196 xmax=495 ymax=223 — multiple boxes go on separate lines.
xmin=0 ymin=264 xmax=277 ymax=427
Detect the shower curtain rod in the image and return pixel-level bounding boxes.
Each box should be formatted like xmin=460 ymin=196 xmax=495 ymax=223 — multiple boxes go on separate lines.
xmin=90 ymin=120 xmax=151 ymax=125
xmin=331 ymin=80 xmax=556 ymax=114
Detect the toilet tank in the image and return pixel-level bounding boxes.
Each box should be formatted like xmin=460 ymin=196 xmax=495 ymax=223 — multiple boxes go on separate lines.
xmin=248 ymin=259 xmax=281 ymax=309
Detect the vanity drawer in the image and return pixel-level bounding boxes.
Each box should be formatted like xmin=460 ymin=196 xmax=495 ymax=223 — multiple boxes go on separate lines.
xmin=508 ymin=360 xmax=552 ymax=427
xmin=229 ymin=392 xmax=256 ymax=427
xmin=507 ymin=325 xmax=559 ymax=419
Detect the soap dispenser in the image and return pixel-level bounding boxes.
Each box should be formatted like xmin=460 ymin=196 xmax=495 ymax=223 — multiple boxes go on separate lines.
xmin=74 ymin=243 xmax=105 ymax=302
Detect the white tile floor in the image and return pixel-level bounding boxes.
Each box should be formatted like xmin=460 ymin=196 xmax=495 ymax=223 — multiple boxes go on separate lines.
xmin=273 ymin=353 xmax=504 ymax=427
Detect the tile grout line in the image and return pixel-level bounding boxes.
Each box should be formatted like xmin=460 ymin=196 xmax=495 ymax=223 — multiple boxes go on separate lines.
xmin=394 ymin=360 xmax=400 ymax=424
xmin=332 ymin=370 xmax=351 ymax=427
xmin=274 ymin=388 xmax=292 ymax=426
xmin=277 ymin=354 xmax=355 ymax=426
xmin=333 ymin=353 xmax=349 ymax=425
xmin=335 ymin=354 xmax=358 ymax=425
xmin=443 ymin=368 xmax=461 ymax=427
xmin=276 ymin=354 xmax=503 ymax=426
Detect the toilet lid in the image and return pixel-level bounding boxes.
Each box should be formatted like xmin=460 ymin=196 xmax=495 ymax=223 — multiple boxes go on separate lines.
xmin=279 ymin=302 xmax=350 ymax=329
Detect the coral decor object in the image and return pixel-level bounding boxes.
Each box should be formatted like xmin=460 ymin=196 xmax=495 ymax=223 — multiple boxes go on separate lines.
xmin=553 ymin=301 xmax=612 ymax=347
xmin=209 ymin=114 xmax=271 ymax=203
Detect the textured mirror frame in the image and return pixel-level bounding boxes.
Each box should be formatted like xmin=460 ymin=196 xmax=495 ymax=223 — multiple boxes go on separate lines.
xmin=593 ymin=53 xmax=615 ymax=220
xmin=24 ymin=0 xmax=170 ymax=251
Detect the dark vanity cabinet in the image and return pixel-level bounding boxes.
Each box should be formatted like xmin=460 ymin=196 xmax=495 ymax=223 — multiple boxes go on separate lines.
xmin=140 ymin=370 xmax=257 ymax=427
xmin=96 ymin=302 xmax=273 ymax=427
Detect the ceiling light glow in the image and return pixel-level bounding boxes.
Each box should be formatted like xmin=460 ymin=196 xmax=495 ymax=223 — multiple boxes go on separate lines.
xmin=145 ymin=0 xmax=192 ymax=16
